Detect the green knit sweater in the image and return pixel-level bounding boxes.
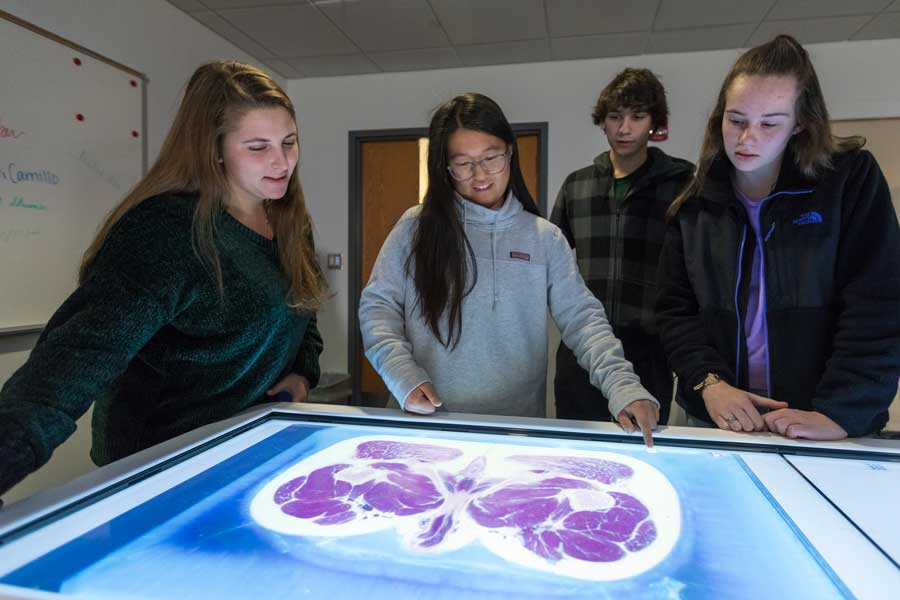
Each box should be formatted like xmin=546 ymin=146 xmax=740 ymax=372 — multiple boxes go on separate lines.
xmin=0 ymin=193 xmax=322 ymax=495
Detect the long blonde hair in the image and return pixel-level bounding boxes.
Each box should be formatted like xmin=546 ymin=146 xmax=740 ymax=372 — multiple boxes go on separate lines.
xmin=668 ymin=35 xmax=864 ymax=219
xmin=79 ymin=60 xmax=325 ymax=310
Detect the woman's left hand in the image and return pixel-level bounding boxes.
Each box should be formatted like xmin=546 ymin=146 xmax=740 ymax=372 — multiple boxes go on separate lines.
xmin=267 ymin=373 xmax=311 ymax=403
xmin=763 ymin=409 xmax=848 ymax=440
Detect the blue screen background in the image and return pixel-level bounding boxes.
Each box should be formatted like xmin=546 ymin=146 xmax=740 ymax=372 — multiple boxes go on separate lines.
xmin=0 ymin=422 xmax=850 ymax=599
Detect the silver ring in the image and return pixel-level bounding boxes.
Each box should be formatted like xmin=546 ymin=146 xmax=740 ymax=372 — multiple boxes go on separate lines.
xmin=724 ymin=416 xmax=739 ymax=424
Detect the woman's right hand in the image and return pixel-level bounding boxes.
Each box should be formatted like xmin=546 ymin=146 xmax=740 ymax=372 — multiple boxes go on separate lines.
xmin=701 ymin=381 xmax=788 ymax=432
xmin=402 ymin=382 xmax=443 ymax=415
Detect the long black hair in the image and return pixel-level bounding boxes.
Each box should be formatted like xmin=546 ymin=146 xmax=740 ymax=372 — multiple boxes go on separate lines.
xmin=408 ymin=92 xmax=539 ymax=349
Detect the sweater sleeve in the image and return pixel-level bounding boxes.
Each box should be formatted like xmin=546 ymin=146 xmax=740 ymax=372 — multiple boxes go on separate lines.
xmin=358 ymin=216 xmax=430 ymax=408
xmin=0 ymin=200 xmax=186 ymax=496
xmin=292 ymin=314 xmax=323 ymax=389
xmin=545 ymin=226 xmax=655 ymax=417
xmin=655 ymin=215 xmax=736 ymax=391
xmin=812 ymin=152 xmax=900 ymax=436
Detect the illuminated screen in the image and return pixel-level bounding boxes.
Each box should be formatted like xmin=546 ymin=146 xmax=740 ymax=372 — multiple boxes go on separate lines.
xmin=0 ymin=420 xmax=863 ymax=598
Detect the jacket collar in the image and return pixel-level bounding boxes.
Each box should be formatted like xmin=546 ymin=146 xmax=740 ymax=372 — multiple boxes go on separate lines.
xmin=455 ymin=189 xmax=523 ymax=228
xmin=593 ymin=146 xmax=691 ymax=182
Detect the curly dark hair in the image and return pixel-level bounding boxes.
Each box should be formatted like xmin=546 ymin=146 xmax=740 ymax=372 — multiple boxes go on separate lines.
xmin=591 ymin=68 xmax=669 ymax=129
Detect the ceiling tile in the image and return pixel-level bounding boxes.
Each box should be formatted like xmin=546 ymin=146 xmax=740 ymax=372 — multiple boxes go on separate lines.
xmin=263 ymin=58 xmax=304 ymax=78
xmin=546 ymin=0 xmax=659 ymax=37
xmin=368 ymin=47 xmax=462 ymax=72
xmin=220 ymin=4 xmax=357 ymax=57
xmin=767 ymin=0 xmax=892 ymax=20
xmin=167 ymin=0 xmax=207 ymax=11
xmin=315 ymin=0 xmax=449 ymax=52
xmin=456 ymin=39 xmax=550 ymax=66
xmin=167 ymin=0 xmax=900 ymax=78
xmin=648 ymin=23 xmax=756 ymax=53
xmin=286 ymin=53 xmax=381 ymax=77
xmin=654 ymin=0 xmax=773 ymax=30
xmin=201 ymin=0 xmax=300 ymax=7
xmin=551 ymin=31 xmax=647 ymax=60
xmin=190 ymin=10 xmax=277 ymax=58
xmin=851 ymin=12 xmax=900 ymax=39
xmin=748 ymin=15 xmax=873 ymax=46
xmin=430 ymin=0 xmax=547 ymax=45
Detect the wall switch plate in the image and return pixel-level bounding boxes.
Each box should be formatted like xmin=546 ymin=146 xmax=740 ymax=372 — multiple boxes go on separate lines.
xmin=327 ymin=253 xmax=342 ymax=269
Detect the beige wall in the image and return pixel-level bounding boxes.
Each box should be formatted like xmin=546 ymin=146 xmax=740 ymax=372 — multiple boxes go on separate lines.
xmin=290 ymin=39 xmax=900 ymax=379
xmin=292 ymin=39 xmax=900 ymax=429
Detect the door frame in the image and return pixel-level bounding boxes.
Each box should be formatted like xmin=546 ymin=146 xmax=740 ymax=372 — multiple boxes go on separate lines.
xmin=347 ymin=122 xmax=549 ymax=405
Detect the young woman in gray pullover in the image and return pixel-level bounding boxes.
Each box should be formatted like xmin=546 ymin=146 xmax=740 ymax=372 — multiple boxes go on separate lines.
xmin=359 ymin=93 xmax=658 ymax=444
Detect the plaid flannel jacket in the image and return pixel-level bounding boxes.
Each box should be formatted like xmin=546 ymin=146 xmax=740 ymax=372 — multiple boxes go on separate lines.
xmin=550 ymin=147 xmax=693 ymax=344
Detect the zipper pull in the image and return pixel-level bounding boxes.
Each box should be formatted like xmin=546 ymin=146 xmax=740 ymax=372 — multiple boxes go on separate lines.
xmin=764 ymin=222 xmax=775 ymax=242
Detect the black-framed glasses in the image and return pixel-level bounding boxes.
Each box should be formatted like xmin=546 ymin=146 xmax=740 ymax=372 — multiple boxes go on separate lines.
xmin=447 ymin=151 xmax=510 ymax=181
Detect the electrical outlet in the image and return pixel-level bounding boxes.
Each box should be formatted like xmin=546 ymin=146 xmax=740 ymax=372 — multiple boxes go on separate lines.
xmin=327 ymin=253 xmax=342 ymax=270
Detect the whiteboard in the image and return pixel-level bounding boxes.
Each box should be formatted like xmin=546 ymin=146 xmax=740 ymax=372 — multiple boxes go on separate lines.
xmin=0 ymin=12 xmax=145 ymax=332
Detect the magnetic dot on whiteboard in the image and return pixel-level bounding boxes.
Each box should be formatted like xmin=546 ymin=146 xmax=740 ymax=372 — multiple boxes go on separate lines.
xmin=76 ymin=114 xmax=85 ymax=122
xmin=73 ymin=57 xmax=82 ymax=66
xmin=130 ymin=80 xmax=138 ymax=88
xmin=131 ymin=131 xmax=140 ymax=138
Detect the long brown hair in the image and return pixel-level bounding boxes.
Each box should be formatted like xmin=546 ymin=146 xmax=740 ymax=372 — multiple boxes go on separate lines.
xmin=410 ymin=93 xmax=539 ymax=349
xmin=79 ymin=60 xmax=325 ymax=310
xmin=668 ymin=35 xmax=864 ymax=219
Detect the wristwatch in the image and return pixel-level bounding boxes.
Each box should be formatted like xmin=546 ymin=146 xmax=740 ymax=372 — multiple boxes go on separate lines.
xmin=692 ymin=372 xmax=722 ymax=392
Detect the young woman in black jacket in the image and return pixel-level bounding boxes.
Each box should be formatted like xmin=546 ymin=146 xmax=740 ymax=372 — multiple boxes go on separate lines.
xmin=657 ymin=35 xmax=900 ymax=440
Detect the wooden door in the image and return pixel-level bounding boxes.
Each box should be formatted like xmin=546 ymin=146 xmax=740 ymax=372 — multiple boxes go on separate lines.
xmin=516 ymin=133 xmax=539 ymax=204
xmin=360 ymin=139 xmax=420 ymax=397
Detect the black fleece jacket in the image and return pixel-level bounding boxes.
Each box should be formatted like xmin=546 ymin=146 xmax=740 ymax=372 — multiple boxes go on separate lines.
xmin=656 ymin=149 xmax=900 ymax=436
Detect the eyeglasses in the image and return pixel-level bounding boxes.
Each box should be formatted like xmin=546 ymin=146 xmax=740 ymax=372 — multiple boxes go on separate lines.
xmin=447 ymin=151 xmax=510 ymax=181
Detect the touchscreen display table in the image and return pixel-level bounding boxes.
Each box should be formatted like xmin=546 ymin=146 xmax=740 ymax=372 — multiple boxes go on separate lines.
xmin=0 ymin=404 xmax=898 ymax=600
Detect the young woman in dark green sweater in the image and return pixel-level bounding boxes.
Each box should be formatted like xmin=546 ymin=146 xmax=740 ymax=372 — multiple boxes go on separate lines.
xmin=0 ymin=61 xmax=326 ymax=496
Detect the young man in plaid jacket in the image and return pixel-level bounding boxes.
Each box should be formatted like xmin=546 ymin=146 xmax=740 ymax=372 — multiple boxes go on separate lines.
xmin=551 ymin=68 xmax=693 ymax=424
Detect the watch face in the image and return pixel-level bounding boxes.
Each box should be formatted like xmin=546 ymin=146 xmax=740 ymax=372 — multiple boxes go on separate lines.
xmin=694 ymin=374 xmax=718 ymax=391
